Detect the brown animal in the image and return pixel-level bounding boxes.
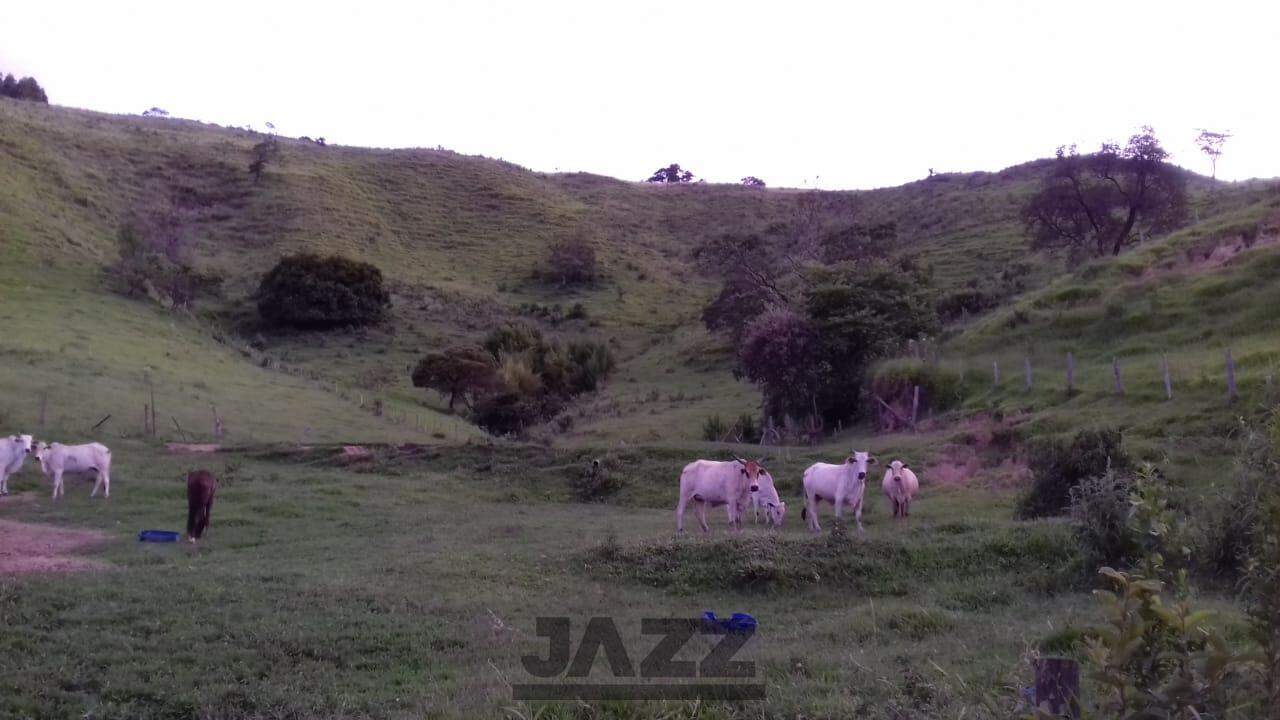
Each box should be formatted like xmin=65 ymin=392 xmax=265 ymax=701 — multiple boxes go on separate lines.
xmin=186 ymin=470 xmax=218 ymax=542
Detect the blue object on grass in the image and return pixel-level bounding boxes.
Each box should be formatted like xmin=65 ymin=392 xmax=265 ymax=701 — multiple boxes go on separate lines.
xmin=701 ymin=611 xmax=758 ymax=634
xmin=138 ymin=530 xmax=180 ymax=543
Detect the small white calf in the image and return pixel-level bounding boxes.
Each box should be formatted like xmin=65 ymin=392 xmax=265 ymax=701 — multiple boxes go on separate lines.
xmin=675 ymin=457 xmax=764 ymax=533
xmin=801 ymin=450 xmax=875 ymax=533
xmin=1 ymin=434 xmax=34 ymax=495
xmin=750 ymin=471 xmax=788 ymax=527
xmin=34 ymin=442 xmax=113 ymax=500
xmin=882 ymin=460 xmax=919 ymax=519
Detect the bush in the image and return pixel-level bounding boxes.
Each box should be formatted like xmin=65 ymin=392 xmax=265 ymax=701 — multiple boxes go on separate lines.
xmin=702 ymin=415 xmax=729 ymax=442
xmin=569 ymin=460 xmax=624 ymax=502
xmin=1070 ymin=466 xmax=1138 ymax=571
xmin=1018 ymin=427 xmax=1129 ymax=519
xmin=546 ymin=235 xmax=598 ymax=286
xmin=869 ymin=359 xmax=964 ymax=415
xmin=107 ymin=221 xmax=222 ymax=309
xmin=256 ymin=254 xmax=390 ymax=329
xmin=0 ymin=73 xmax=48 ymax=103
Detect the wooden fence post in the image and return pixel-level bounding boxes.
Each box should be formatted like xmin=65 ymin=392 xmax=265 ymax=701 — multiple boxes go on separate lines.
xmin=1226 ymin=348 xmax=1238 ymax=404
xmin=1024 ymin=356 xmax=1033 ymax=391
xmin=1034 ymin=657 xmax=1081 ymax=719
xmin=1162 ymin=354 xmax=1173 ymax=401
xmin=1113 ymin=357 xmax=1124 ymax=395
xmin=911 ymin=385 xmax=920 ymax=429
xmin=1066 ymin=352 xmax=1075 ymax=395
xmin=993 ymin=361 xmax=1000 ymax=386
xmin=212 ymin=405 xmax=224 ymax=440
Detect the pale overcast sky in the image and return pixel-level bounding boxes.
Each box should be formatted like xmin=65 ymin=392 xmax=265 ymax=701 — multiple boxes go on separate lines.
xmin=3 ymin=1 xmax=1276 ymax=189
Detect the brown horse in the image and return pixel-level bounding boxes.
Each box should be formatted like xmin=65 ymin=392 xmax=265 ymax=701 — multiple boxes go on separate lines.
xmin=186 ymin=470 xmax=218 ymax=542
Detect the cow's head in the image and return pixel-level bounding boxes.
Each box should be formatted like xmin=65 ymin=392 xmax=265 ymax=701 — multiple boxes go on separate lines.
xmin=765 ymin=499 xmax=787 ymax=527
xmin=888 ymin=459 xmax=909 ymax=483
xmin=733 ymin=456 xmax=763 ymax=493
xmin=33 ymin=442 xmax=51 ymax=472
xmin=18 ymin=435 xmax=33 ymax=454
xmin=846 ymin=450 xmax=875 ymax=481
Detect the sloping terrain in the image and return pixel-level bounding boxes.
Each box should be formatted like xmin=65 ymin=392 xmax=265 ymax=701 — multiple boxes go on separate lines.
xmin=1 ymin=97 xmax=1274 ymax=446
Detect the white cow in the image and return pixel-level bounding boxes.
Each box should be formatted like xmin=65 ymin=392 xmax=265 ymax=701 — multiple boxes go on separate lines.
xmin=882 ymin=460 xmax=919 ymax=519
xmin=34 ymin=442 xmax=113 ymax=500
xmin=750 ymin=470 xmax=788 ymax=527
xmin=676 ymin=457 xmax=765 ymax=533
xmin=1 ymin=434 xmax=34 ymax=495
xmin=801 ymin=450 xmax=875 ymax=534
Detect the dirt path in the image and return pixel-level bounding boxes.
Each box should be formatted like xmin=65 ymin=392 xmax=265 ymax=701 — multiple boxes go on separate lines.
xmin=0 ymin=519 xmax=112 ymax=574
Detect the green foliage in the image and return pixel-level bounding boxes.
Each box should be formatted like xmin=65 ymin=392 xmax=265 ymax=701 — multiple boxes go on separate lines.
xmin=107 ymin=222 xmax=222 ymax=309
xmin=569 ymin=459 xmax=624 ymax=502
xmin=256 ymin=253 xmax=391 ymax=330
xmin=869 ymin=359 xmax=964 ymax=414
xmin=1018 ymin=427 xmax=1130 ymax=519
xmin=1069 ymin=467 xmax=1138 ymax=572
xmin=248 ymin=135 xmax=280 ymax=184
xmin=1082 ymin=474 xmax=1258 ymax=718
xmin=545 ymin=235 xmax=598 ymax=286
xmin=1199 ymin=418 xmax=1277 ymax=578
xmin=0 ymin=73 xmax=48 ymax=103
xmin=701 ymin=414 xmax=729 ymax=442
xmin=410 ymin=345 xmax=496 ymax=410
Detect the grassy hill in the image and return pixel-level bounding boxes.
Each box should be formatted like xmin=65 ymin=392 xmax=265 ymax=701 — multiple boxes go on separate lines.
xmin=1 ymin=96 xmax=1275 ymax=449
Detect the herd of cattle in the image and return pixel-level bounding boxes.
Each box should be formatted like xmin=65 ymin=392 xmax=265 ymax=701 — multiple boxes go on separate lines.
xmin=676 ymin=451 xmax=919 ymax=533
xmin=5 ymin=434 xmax=918 ymax=540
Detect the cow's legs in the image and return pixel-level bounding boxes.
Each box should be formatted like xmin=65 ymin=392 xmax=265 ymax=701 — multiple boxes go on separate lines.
xmin=100 ymin=467 xmax=110 ymax=498
xmin=90 ymin=470 xmax=104 ymax=498
xmin=0 ymin=469 xmax=8 ymax=495
xmin=902 ymin=498 xmax=910 ymax=518
xmin=676 ymin=494 xmax=688 ymax=533
xmin=805 ymin=494 xmax=821 ymax=533
xmin=52 ymin=470 xmax=63 ymax=499
xmin=752 ymin=496 xmax=759 ymax=524
xmin=853 ymin=498 xmax=864 ymax=534
xmin=696 ymin=500 xmax=710 ymax=533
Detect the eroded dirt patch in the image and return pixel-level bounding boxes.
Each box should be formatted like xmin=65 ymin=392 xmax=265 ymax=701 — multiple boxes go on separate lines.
xmin=0 ymin=519 xmax=112 ymax=574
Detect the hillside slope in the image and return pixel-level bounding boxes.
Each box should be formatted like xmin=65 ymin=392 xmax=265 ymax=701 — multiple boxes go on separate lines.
xmin=1 ymin=97 xmax=1271 ymax=445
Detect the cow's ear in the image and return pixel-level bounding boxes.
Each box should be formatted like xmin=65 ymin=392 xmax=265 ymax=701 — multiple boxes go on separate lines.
xmin=868 ymin=457 xmax=877 ymax=465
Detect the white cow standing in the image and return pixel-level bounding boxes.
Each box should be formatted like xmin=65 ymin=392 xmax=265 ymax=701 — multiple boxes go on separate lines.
xmin=882 ymin=460 xmax=919 ymax=519
xmin=675 ymin=457 xmax=764 ymax=533
xmin=1 ymin=434 xmax=34 ymax=495
xmin=801 ymin=450 xmax=875 ymax=534
xmin=34 ymin=441 xmax=113 ymax=500
xmin=750 ymin=470 xmax=788 ymax=527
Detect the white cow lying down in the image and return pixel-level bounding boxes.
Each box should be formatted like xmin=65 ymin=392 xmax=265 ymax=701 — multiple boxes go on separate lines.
xmin=675 ymin=458 xmax=764 ymax=533
xmin=882 ymin=460 xmax=919 ymax=518
xmin=34 ymin=442 xmax=112 ymax=499
xmin=1 ymin=434 xmax=34 ymax=495
xmin=801 ymin=450 xmax=875 ymax=534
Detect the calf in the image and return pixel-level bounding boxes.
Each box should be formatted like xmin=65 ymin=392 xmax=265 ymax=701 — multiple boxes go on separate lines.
xmin=186 ymin=470 xmax=218 ymax=542
xmin=750 ymin=471 xmax=788 ymax=527
xmin=0 ymin=434 xmax=34 ymax=495
xmin=882 ymin=460 xmax=919 ymax=519
xmin=675 ymin=457 xmax=764 ymax=533
xmin=34 ymin=441 xmax=112 ymax=499
xmin=801 ymin=450 xmax=875 ymax=533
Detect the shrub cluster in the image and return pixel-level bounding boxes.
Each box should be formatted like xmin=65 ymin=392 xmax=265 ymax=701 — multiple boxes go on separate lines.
xmin=256 ymin=254 xmax=391 ymax=330
xmin=869 ymin=359 xmax=964 ymax=416
xmin=107 ymin=221 xmax=222 ymax=309
xmin=1018 ymin=427 xmax=1130 ymax=519
xmin=414 ymin=322 xmax=615 ymax=436
xmin=0 ymin=73 xmax=47 ymax=103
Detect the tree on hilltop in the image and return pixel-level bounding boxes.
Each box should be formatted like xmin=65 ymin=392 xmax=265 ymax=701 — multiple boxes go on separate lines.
xmin=646 ymin=163 xmax=694 ymax=184
xmin=1022 ymin=127 xmax=1188 ymax=261
xmin=1195 ymin=129 xmax=1231 ymax=180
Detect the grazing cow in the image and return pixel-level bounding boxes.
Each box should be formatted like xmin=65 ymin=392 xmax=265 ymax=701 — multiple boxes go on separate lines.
xmin=0 ymin=434 xmax=34 ymax=495
xmin=750 ymin=471 xmax=788 ymax=527
xmin=34 ymin=441 xmax=113 ymax=499
xmin=882 ymin=460 xmax=919 ymax=519
xmin=801 ymin=450 xmax=876 ymax=533
xmin=675 ymin=457 xmax=765 ymax=533
xmin=186 ymin=470 xmax=218 ymax=542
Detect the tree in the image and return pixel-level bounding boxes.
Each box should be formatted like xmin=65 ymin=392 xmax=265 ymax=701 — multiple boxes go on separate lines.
xmin=106 ymin=206 xmax=222 ymax=309
xmin=248 ymin=136 xmax=280 ymax=184
xmin=546 ymin=235 xmax=598 ymax=286
xmin=411 ymin=345 xmax=498 ymax=410
xmin=738 ymin=308 xmax=825 ymax=421
xmin=0 ymin=73 xmax=47 ymax=103
xmin=142 ymin=107 xmax=170 ymax=117
xmin=646 ymin=163 xmax=694 ymax=184
xmin=1195 ymin=129 xmax=1231 ymax=180
xmin=741 ymin=176 xmax=766 ymax=188
xmin=256 ymin=254 xmax=391 ymax=329
xmin=1023 ymin=127 xmax=1188 ymax=260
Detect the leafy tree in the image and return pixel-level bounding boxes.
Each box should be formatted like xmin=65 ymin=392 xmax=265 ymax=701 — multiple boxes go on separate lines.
xmin=0 ymin=74 xmax=15 ymax=98
xmin=411 ymin=345 xmax=497 ymax=411
xmin=1195 ymin=129 xmax=1231 ymax=180
xmin=739 ymin=308 xmax=826 ymax=421
xmin=1019 ymin=427 xmax=1130 ymax=519
xmin=12 ymin=76 xmax=48 ymax=103
xmin=645 ymin=163 xmax=694 ymax=184
xmin=1022 ymin=127 xmax=1188 ymax=261
xmin=142 ymin=107 xmax=170 ymax=117
xmin=546 ymin=235 xmax=598 ymax=286
xmin=107 ymin=209 xmax=222 ymax=309
xmin=248 ymin=136 xmax=280 ymax=184
xmin=741 ymin=176 xmax=766 ymax=188
xmin=256 ymin=254 xmax=391 ymax=329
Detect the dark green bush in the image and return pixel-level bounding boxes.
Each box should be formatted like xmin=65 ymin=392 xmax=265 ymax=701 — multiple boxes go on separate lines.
xmin=1069 ymin=467 xmax=1138 ymax=570
xmin=1018 ymin=427 xmax=1130 ymax=518
xmin=869 ymin=359 xmax=964 ymax=414
xmin=257 ymin=254 xmax=390 ymax=329
xmin=569 ymin=460 xmax=624 ymax=502
xmin=701 ymin=415 xmax=729 ymax=442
